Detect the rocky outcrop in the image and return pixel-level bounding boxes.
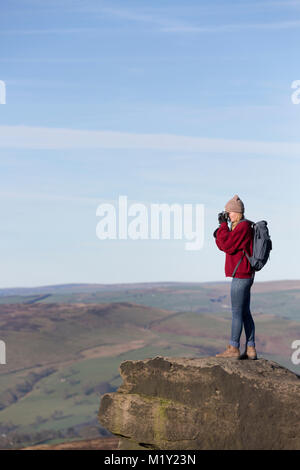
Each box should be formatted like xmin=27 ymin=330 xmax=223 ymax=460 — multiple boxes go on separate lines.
xmin=98 ymin=356 xmax=300 ymax=450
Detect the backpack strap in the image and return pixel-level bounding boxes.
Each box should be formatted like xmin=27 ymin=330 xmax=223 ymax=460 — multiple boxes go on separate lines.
xmin=232 ymin=249 xmax=255 ymax=278
xmin=231 ymin=219 xmax=255 ymax=278
xmin=232 ymin=251 xmax=245 ymax=277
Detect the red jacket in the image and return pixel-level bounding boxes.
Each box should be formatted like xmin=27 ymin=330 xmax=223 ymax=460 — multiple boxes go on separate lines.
xmin=215 ymin=220 xmax=254 ymax=279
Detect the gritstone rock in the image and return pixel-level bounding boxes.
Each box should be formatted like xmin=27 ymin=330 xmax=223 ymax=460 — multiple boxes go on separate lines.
xmin=98 ymin=356 xmax=300 ymax=450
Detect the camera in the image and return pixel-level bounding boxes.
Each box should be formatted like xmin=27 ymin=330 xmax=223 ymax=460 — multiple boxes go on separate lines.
xmin=222 ymin=211 xmax=229 ymax=221
xmin=218 ymin=211 xmax=230 ymax=223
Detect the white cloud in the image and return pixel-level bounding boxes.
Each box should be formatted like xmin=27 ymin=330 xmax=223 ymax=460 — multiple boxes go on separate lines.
xmin=0 ymin=28 xmax=97 ymax=35
xmin=161 ymin=20 xmax=300 ymax=33
xmin=0 ymin=125 xmax=299 ymax=157
xmin=0 ymin=190 xmax=100 ymax=204
xmin=2 ymin=19 xmax=300 ymax=35
xmin=2 ymin=5 xmax=300 ymax=37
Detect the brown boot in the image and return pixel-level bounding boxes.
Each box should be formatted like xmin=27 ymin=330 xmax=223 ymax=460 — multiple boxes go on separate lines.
xmin=246 ymin=346 xmax=257 ymax=360
xmin=240 ymin=345 xmax=257 ymax=360
xmin=215 ymin=344 xmax=240 ymax=359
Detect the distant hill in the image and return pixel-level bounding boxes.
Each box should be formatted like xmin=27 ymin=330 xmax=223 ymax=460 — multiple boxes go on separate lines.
xmin=1 ymin=279 xmax=300 ymax=297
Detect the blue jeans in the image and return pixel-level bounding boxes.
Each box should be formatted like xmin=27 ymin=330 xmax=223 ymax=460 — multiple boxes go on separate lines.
xmin=229 ymin=277 xmax=255 ymax=348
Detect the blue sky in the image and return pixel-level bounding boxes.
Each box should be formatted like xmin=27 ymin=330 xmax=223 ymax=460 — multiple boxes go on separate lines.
xmin=0 ymin=0 xmax=299 ymax=287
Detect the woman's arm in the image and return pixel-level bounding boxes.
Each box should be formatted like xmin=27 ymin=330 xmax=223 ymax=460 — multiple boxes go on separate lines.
xmin=215 ymin=221 xmax=249 ymax=255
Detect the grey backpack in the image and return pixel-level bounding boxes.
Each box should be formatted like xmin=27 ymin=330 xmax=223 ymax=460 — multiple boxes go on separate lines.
xmin=232 ymin=219 xmax=272 ymax=278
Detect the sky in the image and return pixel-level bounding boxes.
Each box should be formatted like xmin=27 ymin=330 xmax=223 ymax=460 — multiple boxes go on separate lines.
xmin=0 ymin=0 xmax=299 ymax=287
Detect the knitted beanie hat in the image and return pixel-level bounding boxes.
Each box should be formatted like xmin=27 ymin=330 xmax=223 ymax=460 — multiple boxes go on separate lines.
xmin=225 ymin=194 xmax=244 ymax=213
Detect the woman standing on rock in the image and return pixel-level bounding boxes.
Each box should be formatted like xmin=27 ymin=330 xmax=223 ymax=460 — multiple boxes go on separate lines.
xmin=213 ymin=194 xmax=257 ymax=360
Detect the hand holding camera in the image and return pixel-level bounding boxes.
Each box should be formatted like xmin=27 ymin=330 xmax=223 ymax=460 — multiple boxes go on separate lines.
xmin=218 ymin=211 xmax=229 ymax=224
xmin=213 ymin=211 xmax=229 ymax=239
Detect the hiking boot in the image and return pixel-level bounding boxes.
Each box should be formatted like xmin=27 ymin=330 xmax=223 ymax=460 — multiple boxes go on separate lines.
xmin=215 ymin=344 xmax=240 ymax=359
xmin=246 ymin=346 xmax=257 ymax=360
xmin=240 ymin=345 xmax=257 ymax=360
